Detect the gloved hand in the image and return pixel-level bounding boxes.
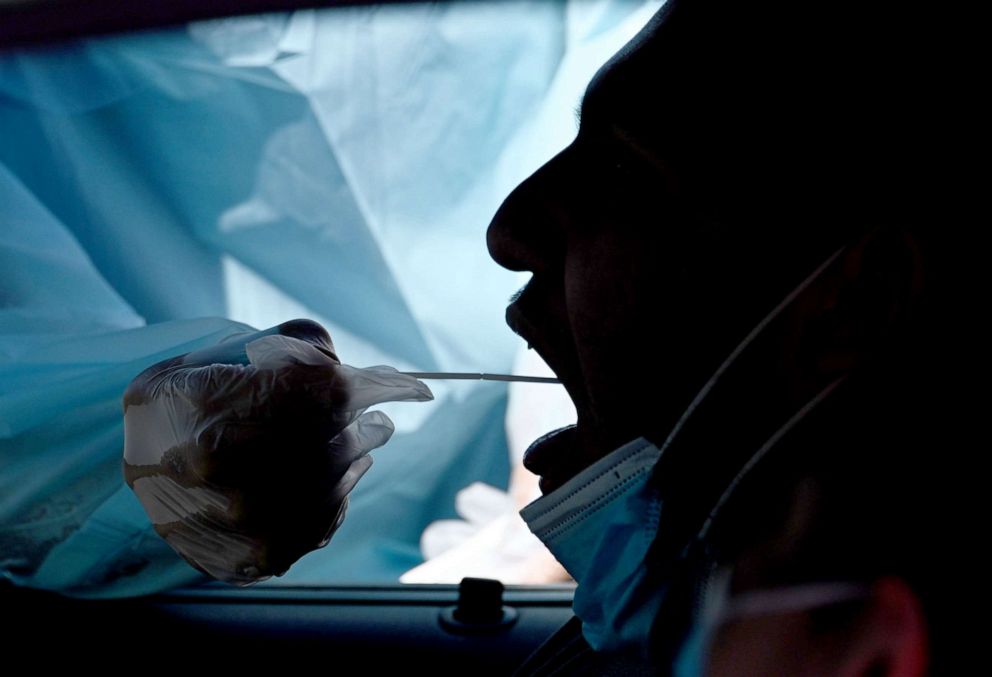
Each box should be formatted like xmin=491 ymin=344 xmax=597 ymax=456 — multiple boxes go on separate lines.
xmin=121 ymin=319 xmax=432 ymax=585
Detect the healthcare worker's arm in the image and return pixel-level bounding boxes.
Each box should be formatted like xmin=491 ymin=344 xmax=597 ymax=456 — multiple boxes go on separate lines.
xmin=121 ymin=319 xmax=433 ymax=584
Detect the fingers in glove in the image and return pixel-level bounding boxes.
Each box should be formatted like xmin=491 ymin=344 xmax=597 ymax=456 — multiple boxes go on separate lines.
xmin=274 ymin=319 xmax=338 ymax=357
xmin=333 ymin=454 xmax=374 ymax=501
xmin=179 ymin=319 xmax=338 ymax=369
xmin=327 ymin=410 xmax=396 ymax=461
xmin=246 ymin=334 xmax=338 ymax=370
xmin=333 ymin=364 xmax=434 ymax=409
xmin=322 ymin=411 xmax=395 ymax=501
xmin=247 ymin=335 xmax=432 ymax=407
xmin=145 ymin=336 xmax=428 ymax=431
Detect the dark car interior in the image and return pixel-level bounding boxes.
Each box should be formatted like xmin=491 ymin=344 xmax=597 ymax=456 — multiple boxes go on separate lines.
xmin=2 ymin=578 xmax=573 ymax=670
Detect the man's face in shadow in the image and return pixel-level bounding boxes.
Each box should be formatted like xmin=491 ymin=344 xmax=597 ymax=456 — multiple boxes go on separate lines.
xmin=487 ymin=0 xmax=869 ymax=494
xmin=487 ymin=7 xmax=746 ymax=494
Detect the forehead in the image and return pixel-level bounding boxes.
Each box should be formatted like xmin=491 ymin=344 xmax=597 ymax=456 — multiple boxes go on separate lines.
xmin=570 ymin=0 xmax=867 ymax=212
xmin=572 ymin=2 xmax=721 ymax=185
xmin=577 ymin=9 xmax=670 ymax=133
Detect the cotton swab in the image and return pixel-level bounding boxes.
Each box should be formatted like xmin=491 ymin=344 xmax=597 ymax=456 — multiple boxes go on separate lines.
xmin=402 ymin=372 xmax=561 ymax=384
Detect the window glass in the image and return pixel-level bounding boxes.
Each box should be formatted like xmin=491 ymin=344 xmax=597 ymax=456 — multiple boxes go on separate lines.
xmin=0 ymin=0 xmax=661 ymax=594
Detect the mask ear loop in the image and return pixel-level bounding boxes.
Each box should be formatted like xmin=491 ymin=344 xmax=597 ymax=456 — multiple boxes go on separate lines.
xmin=663 ymin=229 xmax=923 ymax=667
xmin=657 ymin=244 xmax=846 ymax=570
xmin=693 ymin=374 xmax=846 ymax=548
xmin=676 ymin=373 xmax=846 ymax=639
xmin=656 ymin=243 xmax=852 ymax=651
xmin=719 ymin=581 xmax=871 ymax=623
xmin=652 ymin=244 xmax=848 ymax=464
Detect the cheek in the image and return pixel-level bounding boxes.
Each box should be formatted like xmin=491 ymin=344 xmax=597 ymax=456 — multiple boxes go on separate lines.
xmin=564 ymin=229 xmax=670 ymax=432
xmin=707 ymin=615 xmax=811 ymax=677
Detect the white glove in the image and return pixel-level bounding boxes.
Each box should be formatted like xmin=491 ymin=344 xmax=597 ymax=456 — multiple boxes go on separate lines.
xmin=400 ymin=482 xmax=570 ymax=585
xmin=122 ymin=319 xmax=432 ymax=585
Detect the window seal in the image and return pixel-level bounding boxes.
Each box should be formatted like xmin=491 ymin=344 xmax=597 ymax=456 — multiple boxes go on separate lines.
xmin=158 ymin=582 xmax=576 ymax=607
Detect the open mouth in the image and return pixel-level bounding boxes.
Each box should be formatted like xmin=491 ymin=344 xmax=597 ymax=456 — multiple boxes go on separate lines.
xmin=505 ymin=287 xmax=588 ymax=413
xmin=505 ymin=287 xmax=596 ymax=495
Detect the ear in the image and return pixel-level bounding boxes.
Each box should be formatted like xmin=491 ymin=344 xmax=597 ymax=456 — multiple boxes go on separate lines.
xmin=837 ymin=577 xmax=929 ymax=677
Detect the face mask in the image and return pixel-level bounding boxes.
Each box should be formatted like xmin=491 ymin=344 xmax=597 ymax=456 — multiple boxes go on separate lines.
xmin=520 ymin=437 xmax=665 ymax=654
xmin=672 ymin=568 xmax=869 ymax=677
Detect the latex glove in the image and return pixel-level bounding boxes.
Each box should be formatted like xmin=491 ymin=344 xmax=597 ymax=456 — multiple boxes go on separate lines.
xmin=121 ymin=319 xmax=432 ymax=585
xmin=400 ymin=482 xmax=569 ymax=585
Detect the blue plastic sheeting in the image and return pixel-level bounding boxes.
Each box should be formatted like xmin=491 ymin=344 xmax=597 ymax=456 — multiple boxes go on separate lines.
xmin=0 ymin=1 xmax=660 ymax=596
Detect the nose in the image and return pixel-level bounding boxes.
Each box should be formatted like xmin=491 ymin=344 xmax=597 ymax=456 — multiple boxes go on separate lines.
xmin=486 ymin=148 xmax=572 ymax=275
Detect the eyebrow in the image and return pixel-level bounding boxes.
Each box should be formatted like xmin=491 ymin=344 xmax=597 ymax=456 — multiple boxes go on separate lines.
xmin=575 ymin=64 xmax=681 ymax=192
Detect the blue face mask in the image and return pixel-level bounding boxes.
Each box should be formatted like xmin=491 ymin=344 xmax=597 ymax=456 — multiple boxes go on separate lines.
xmin=520 ymin=437 xmax=665 ymax=654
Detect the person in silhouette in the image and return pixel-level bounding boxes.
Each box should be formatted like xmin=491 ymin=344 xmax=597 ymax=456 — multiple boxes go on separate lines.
xmin=488 ymin=0 xmax=975 ymax=673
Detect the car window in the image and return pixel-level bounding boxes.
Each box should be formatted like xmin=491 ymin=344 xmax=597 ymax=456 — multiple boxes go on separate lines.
xmin=0 ymin=0 xmax=662 ymax=595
